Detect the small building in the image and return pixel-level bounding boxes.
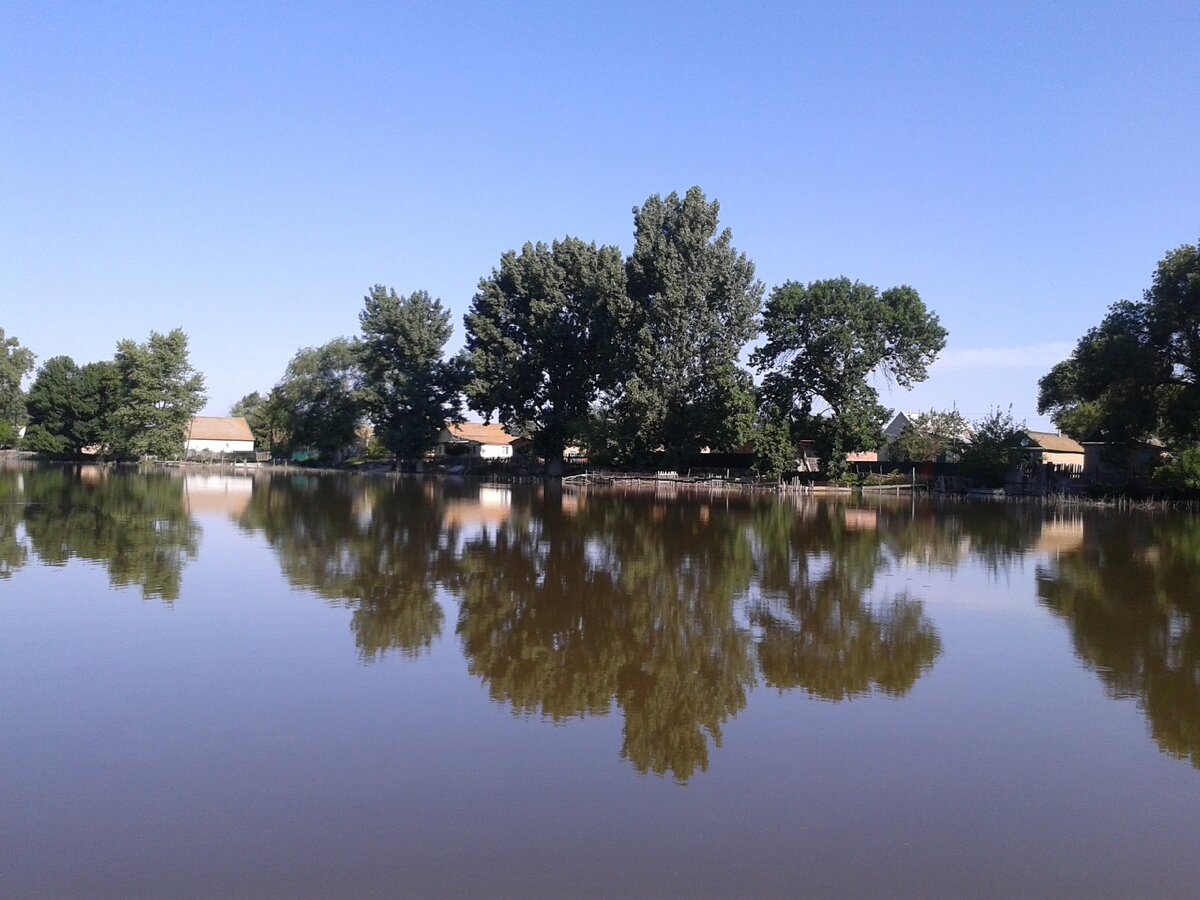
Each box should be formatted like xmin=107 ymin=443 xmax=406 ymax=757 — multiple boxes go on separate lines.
xmin=1016 ymin=431 xmax=1085 ymax=469
xmin=434 ymin=422 xmax=516 ymax=459
xmin=1081 ymin=432 xmax=1166 ymax=485
xmin=185 ymin=416 xmax=255 ymax=458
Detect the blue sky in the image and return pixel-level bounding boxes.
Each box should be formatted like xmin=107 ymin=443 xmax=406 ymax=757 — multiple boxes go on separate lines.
xmin=3 ymin=1 xmax=1198 ymax=428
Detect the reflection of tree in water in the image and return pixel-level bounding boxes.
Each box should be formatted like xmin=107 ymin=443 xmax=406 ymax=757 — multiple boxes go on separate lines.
xmin=238 ymin=475 xmax=452 ymax=660
xmin=451 ymin=490 xmax=946 ymax=780
xmin=19 ymin=466 xmax=199 ymax=601
xmin=1037 ymin=513 xmax=1200 ymax=767
xmin=0 ymin=471 xmax=30 ymax=579
xmin=748 ymin=501 xmax=941 ymax=700
xmin=451 ymin=490 xmax=757 ymax=781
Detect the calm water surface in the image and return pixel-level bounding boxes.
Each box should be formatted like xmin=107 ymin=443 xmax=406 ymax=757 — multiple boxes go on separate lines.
xmin=2 ymin=465 xmax=1199 ymax=897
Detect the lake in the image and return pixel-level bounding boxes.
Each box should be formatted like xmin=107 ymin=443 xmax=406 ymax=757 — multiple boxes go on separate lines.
xmin=2 ymin=465 xmax=1199 ymax=897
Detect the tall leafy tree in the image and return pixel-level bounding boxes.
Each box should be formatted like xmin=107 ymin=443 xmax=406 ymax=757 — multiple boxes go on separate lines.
xmin=889 ymin=408 xmax=970 ymax=462
xmin=359 ymin=286 xmax=463 ymax=466
xmin=1039 ymin=241 xmax=1200 ymax=446
xmin=465 ymin=238 xmax=626 ymax=475
xmin=752 ymin=278 xmax=946 ymax=475
xmin=0 ymin=328 xmax=36 ymax=444
xmin=26 ymin=358 xmax=122 ymax=456
xmin=958 ymin=406 xmax=1025 ymax=487
xmin=611 ymin=187 xmax=762 ymax=462
xmin=110 ymin=328 xmax=207 ymax=459
xmin=273 ymin=338 xmax=362 ymax=458
xmin=230 ymin=390 xmax=291 ymax=453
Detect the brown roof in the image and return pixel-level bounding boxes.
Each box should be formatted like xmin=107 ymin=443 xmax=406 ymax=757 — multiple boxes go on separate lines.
xmin=188 ymin=416 xmax=254 ymax=442
xmin=445 ymin=422 xmax=516 ymax=445
xmin=1021 ymin=431 xmax=1084 ymax=454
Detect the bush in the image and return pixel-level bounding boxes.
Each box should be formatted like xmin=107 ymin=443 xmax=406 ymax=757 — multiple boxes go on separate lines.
xmin=1153 ymin=448 xmax=1200 ymax=495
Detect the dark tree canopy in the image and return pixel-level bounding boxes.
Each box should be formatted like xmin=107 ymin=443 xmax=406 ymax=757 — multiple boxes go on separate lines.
xmin=359 ymin=286 xmax=463 ymax=464
xmin=26 ymin=356 xmax=138 ymax=458
xmin=752 ymin=278 xmax=946 ymax=474
xmin=465 ymin=238 xmax=626 ymax=474
xmin=609 ymin=187 xmax=762 ymax=462
xmin=1039 ymin=241 xmax=1200 ymax=446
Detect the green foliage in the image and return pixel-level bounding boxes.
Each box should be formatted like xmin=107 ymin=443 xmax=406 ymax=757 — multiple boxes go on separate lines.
xmin=889 ymin=408 xmax=970 ymax=462
xmin=25 ymin=356 xmax=123 ymax=457
xmin=1152 ymin=448 xmax=1200 ymax=495
xmin=751 ymin=418 xmax=797 ymax=478
xmin=465 ymin=238 xmax=626 ymax=474
xmin=273 ymin=338 xmax=362 ymax=458
xmin=0 ymin=420 xmax=20 ymax=448
xmin=230 ymin=390 xmax=283 ymax=452
xmin=360 ymin=286 xmax=463 ymax=463
xmin=0 ymin=327 xmax=36 ymax=429
xmin=110 ymin=329 xmax=206 ymax=459
xmin=609 ymin=187 xmax=762 ymax=462
xmin=753 ymin=278 xmax=946 ymax=476
xmin=959 ymin=406 xmax=1025 ymax=487
xmin=1039 ymin=240 xmax=1200 ymax=447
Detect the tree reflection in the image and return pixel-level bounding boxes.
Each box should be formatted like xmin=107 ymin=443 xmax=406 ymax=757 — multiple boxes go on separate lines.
xmin=238 ymin=475 xmax=452 ymax=660
xmin=451 ymin=489 xmax=944 ymax=780
xmin=20 ymin=466 xmax=199 ymax=601
xmin=1037 ymin=513 xmax=1200 ymax=767
xmin=748 ymin=501 xmax=942 ymax=699
xmin=0 ymin=471 xmax=29 ymax=579
xmin=451 ymin=490 xmax=757 ymax=780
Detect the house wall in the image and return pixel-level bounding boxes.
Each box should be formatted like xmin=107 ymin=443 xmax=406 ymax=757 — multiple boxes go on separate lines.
xmin=186 ymin=438 xmax=255 ymax=455
xmin=1038 ymin=450 xmax=1084 ymax=468
xmin=478 ymin=443 xmax=513 ymax=459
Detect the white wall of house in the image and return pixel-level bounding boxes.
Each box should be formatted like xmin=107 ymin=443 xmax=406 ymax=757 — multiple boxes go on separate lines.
xmin=186 ymin=438 xmax=255 ymax=455
xmin=478 ymin=443 xmax=513 ymax=459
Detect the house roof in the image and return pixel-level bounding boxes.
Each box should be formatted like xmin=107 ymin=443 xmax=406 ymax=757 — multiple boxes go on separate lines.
xmin=187 ymin=416 xmax=254 ymax=442
xmin=444 ymin=422 xmax=516 ymax=445
xmin=1021 ymin=431 xmax=1084 ymax=454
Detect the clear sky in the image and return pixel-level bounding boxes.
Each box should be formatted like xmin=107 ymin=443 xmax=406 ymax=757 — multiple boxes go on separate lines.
xmin=3 ymin=1 xmax=1198 ymax=428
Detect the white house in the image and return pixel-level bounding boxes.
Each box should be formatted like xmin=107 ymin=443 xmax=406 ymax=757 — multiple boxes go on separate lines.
xmin=185 ymin=416 xmax=255 ymax=457
xmin=434 ymin=422 xmax=516 ymax=459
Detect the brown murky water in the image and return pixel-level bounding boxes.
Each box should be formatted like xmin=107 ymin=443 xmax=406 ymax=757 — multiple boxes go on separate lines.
xmin=2 ymin=465 xmax=1199 ymax=897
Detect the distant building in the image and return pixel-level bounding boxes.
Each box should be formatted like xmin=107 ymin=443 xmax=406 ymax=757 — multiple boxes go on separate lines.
xmin=434 ymin=422 xmax=516 ymax=459
xmin=1016 ymin=431 xmax=1085 ymax=469
xmin=1081 ymin=432 xmax=1166 ymax=485
xmin=185 ymin=416 xmax=255 ymax=458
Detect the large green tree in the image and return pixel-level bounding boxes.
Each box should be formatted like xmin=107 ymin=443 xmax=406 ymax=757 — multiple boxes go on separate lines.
xmin=609 ymin=187 xmax=762 ymax=462
xmin=752 ymin=278 xmax=946 ymax=475
xmin=273 ymin=338 xmax=362 ymax=458
xmin=25 ymin=358 xmax=122 ymax=457
xmin=231 ymin=389 xmax=291 ymax=455
xmin=465 ymin=238 xmax=626 ymax=475
xmin=0 ymin=328 xmax=36 ymax=444
xmin=359 ymin=286 xmax=463 ymax=466
xmin=110 ymin=328 xmax=207 ymax=459
xmin=1038 ymin=241 xmax=1200 ymax=446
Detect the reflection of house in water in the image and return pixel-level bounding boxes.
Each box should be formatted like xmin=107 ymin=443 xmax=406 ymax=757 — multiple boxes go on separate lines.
xmin=1034 ymin=516 xmax=1084 ymax=557
xmin=442 ymin=486 xmax=512 ymax=537
xmin=183 ymin=474 xmax=254 ymax=519
xmin=843 ymin=508 xmax=878 ymax=532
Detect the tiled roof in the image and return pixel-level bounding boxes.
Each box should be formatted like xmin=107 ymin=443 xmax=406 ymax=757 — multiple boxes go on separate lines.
xmin=445 ymin=422 xmax=516 ymax=445
xmin=1022 ymin=431 xmax=1084 ymax=454
xmin=187 ymin=416 xmax=255 ymax=442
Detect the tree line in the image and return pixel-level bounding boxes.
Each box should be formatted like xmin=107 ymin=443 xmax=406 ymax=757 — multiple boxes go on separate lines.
xmin=0 ymin=327 xmax=206 ymax=460
xmin=13 ymin=191 xmax=1190 ymax=480
xmin=230 ymin=186 xmax=948 ymax=476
